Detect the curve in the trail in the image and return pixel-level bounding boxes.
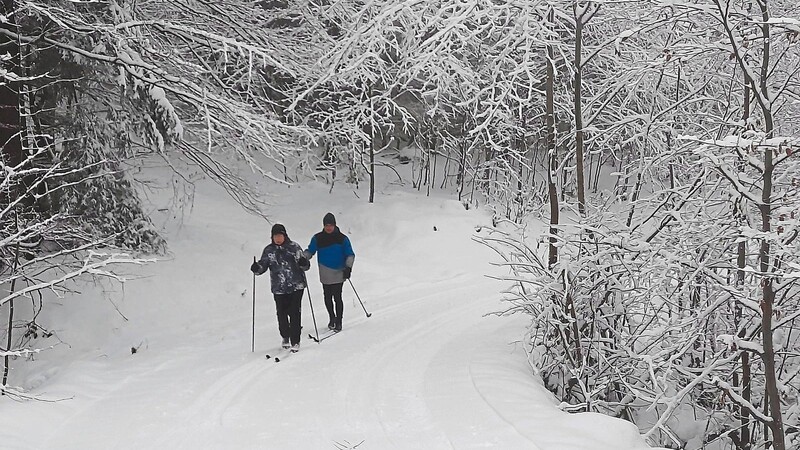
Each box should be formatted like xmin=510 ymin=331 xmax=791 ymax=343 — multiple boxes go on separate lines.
xmin=165 ymin=275 xmax=547 ymax=450
xmin=28 ymin=268 xmax=648 ymax=450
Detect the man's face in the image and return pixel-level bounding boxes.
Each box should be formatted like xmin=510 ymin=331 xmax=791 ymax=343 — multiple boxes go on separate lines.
xmin=324 ymin=223 xmax=335 ymax=234
xmin=273 ymin=233 xmax=286 ymax=245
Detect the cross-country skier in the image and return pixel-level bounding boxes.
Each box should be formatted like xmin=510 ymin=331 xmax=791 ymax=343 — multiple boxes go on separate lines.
xmin=250 ymin=223 xmax=310 ymax=353
xmin=303 ymin=213 xmax=355 ymax=332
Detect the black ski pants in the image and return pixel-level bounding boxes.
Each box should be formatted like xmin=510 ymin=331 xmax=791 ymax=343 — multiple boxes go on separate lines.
xmin=274 ymin=289 xmax=303 ymax=345
xmin=322 ymin=282 xmax=344 ymax=326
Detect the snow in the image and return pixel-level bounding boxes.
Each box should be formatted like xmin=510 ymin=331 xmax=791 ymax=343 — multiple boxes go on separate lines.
xmin=614 ymin=30 xmax=635 ymax=54
xmin=148 ymin=85 xmax=184 ymax=141
xmin=768 ymin=17 xmax=800 ymax=33
xmin=2 ymin=163 xmax=658 ymax=449
xmin=717 ymin=334 xmax=764 ymax=354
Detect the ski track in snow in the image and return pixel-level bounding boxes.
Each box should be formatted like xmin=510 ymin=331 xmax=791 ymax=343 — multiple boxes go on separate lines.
xmin=161 ymin=277 xmax=549 ymax=449
xmin=159 ymin=355 xmax=272 ymax=443
xmin=337 ymin=281 xmax=495 ymax=449
xmin=12 ymin=257 xmax=648 ymax=450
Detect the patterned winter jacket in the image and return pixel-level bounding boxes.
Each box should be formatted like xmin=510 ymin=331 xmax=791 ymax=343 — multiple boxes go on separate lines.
xmin=303 ymin=227 xmax=355 ymax=285
xmin=254 ymin=239 xmax=309 ymax=294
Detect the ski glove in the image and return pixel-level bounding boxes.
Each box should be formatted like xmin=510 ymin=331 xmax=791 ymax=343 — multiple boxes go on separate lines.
xmin=298 ymin=256 xmax=310 ymax=270
xmin=343 ymin=267 xmax=352 ymax=280
xmin=250 ymin=261 xmax=260 ymax=273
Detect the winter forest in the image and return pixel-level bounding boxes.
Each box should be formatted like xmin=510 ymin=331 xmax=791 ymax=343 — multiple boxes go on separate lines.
xmin=1 ymin=0 xmax=800 ymax=449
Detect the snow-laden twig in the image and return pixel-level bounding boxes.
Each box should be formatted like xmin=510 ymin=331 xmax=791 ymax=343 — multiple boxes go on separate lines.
xmin=0 ymin=252 xmax=154 ymax=308
xmin=717 ymin=334 xmax=764 ymax=355
xmin=712 ymin=377 xmax=774 ymax=424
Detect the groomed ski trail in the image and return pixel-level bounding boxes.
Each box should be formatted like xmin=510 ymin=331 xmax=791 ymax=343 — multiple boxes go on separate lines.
xmin=165 ymin=274 xmax=644 ymax=450
xmin=4 ymin=172 xmax=653 ymax=450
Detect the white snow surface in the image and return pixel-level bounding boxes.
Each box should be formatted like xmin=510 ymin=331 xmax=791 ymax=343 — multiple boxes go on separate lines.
xmin=2 ymin=166 xmax=655 ymax=450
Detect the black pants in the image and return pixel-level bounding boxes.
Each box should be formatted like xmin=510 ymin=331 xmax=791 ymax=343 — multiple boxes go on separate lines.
xmin=274 ymin=289 xmax=303 ymax=345
xmin=323 ymin=282 xmax=344 ymax=325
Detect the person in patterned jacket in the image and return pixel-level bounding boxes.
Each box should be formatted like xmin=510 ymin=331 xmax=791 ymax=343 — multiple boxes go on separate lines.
xmin=250 ymin=223 xmax=310 ymax=352
xmin=303 ymin=213 xmax=355 ymax=332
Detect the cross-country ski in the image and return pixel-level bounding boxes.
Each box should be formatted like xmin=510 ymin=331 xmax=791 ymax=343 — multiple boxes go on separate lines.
xmin=265 ymin=348 xmax=289 ymax=362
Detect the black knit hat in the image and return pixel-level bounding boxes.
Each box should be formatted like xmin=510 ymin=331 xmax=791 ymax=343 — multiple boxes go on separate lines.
xmin=323 ymin=212 xmax=336 ymax=226
xmin=271 ymin=223 xmax=287 ymax=237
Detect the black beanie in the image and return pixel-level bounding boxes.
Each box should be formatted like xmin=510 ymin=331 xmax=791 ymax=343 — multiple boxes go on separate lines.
xmin=271 ymin=223 xmax=287 ymax=237
xmin=323 ymin=213 xmax=336 ymax=226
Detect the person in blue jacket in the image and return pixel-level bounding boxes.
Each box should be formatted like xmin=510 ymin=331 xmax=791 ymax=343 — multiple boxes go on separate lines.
xmin=304 ymin=213 xmax=355 ymax=332
xmin=250 ymin=223 xmax=310 ymax=352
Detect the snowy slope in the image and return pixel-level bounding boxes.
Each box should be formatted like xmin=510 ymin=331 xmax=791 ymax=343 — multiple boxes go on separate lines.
xmin=2 ymin=163 xmax=654 ymax=449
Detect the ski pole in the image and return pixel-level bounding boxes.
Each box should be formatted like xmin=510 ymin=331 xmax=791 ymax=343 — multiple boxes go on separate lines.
xmin=303 ymin=272 xmax=320 ymax=343
xmin=252 ymin=256 xmax=256 ymax=353
xmin=348 ymin=279 xmax=372 ymax=318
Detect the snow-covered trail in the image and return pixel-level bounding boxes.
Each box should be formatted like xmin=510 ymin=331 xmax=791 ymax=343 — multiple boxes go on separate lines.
xmin=161 ymin=277 xmax=536 ymax=449
xmin=3 ymin=172 xmax=651 ymax=450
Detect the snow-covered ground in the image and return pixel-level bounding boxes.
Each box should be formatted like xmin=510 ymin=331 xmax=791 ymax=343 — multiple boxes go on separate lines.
xmin=2 ymin=162 xmax=655 ymax=449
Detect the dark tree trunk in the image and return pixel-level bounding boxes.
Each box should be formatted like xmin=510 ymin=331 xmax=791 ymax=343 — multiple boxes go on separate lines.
xmin=735 ymin=81 xmax=752 ymax=450
xmin=0 ymin=0 xmax=21 ymax=175
xmin=0 ymin=0 xmax=21 ymax=394
xmin=573 ymin=3 xmax=587 ymax=218
xmin=368 ymin=134 xmax=375 ymax=203
xmin=753 ymin=3 xmax=784 ymax=447
xmin=546 ymin=7 xmax=558 ymax=270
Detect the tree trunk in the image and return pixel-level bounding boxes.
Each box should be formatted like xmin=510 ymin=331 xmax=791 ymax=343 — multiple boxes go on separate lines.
xmin=428 ymin=136 xmax=436 ymax=197
xmin=546 ymin=7 xmax=558 ymax=270
xmin=2 ymin=250 xmax=18 ymax=393
xmin=735 ymin=233 xmax=752 ymax=449
xmin=736 ymin=81 xmax=752 ymax=450
xmin=755 ymin=2 xmax=783 ymax=445
xmin=0 ymin=0 xmax=21 ymax=393
xmin=573 ymin=2 xmax=587 ymax=218
xmin=457 ymin=138 xmax=467 ymax=201
xmin=2 ymin=220 xmax=20 ymax=393
xmin=0 ymin=0 xmax=21 ymax=176
xmin=368 ymin=134 xmax=375 ymax=203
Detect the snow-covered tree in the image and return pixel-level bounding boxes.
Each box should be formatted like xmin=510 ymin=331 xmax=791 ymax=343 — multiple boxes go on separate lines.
xmin=483 ymin=0 xmax=800 ymax=447
xmin=290 ymin=0 xmax=560 ymax=209
xmin=1 ymin=0 xmax=317 ymax=394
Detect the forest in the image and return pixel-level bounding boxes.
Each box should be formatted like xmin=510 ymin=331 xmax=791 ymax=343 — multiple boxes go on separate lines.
xmin=1 ymin=0 xmax=799 ymax=448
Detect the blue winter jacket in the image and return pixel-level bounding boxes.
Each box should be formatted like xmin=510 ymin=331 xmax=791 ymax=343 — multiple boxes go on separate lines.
xmin=304 ymin=227 xmax=355 ymax=285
